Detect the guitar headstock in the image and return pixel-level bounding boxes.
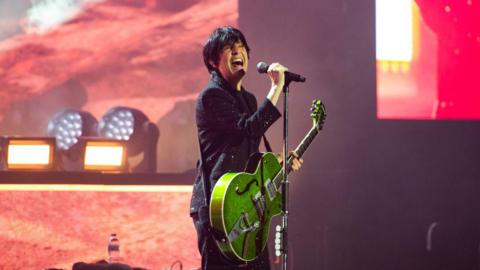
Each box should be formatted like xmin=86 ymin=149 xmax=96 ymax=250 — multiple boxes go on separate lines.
xmin=310 ymin=99 xmax=326 ymax=130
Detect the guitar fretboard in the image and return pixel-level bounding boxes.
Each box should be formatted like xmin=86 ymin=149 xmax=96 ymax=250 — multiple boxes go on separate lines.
xmin=272 ymin=124 xmax=321 ymax=190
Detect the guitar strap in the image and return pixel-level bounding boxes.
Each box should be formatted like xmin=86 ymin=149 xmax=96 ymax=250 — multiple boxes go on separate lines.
xmin=262 ymin=135 xmax=273 ymax=153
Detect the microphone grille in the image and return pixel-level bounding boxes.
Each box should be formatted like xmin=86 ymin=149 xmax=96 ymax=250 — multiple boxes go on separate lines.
xmin=256 ymin=62 xmax=269 ymax=73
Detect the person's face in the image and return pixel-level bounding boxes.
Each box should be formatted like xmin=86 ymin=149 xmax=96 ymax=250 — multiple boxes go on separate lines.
xmin=214 ymin=41 xmax=249 ymax=89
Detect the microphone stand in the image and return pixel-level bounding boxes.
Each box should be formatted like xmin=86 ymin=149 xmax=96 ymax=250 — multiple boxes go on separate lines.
xmin=281 ymin=78 xmax=292 ymax=270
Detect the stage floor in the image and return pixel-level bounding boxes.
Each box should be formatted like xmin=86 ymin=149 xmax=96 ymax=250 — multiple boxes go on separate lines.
xmin=0 ymin=173 xmax=200 ymax=269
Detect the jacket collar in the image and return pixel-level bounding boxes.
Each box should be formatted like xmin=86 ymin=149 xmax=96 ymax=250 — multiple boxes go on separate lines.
xmin=210 ymin=70 xmax=244 ymax=93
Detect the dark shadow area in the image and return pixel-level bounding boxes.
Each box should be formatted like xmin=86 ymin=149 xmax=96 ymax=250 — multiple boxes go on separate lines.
xmin=240 ymin=0 xmax=480 ymax=269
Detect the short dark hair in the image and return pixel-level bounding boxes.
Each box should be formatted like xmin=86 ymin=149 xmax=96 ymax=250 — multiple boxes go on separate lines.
xmin=203 ymin=26 xmax=250 ymax=73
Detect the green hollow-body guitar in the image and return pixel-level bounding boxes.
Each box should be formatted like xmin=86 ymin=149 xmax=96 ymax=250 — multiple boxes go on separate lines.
xmin=209 ymin=100 xmax=326 ymax=262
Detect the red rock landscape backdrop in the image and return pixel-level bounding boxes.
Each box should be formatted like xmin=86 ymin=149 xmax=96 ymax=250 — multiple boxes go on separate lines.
xmin=0 ymin=0 xmax=238 ymax=269
xmin=0 ymin=187 xmax=198 ymax=269
xmin=0 ymin=0 xmax=238 ymax=172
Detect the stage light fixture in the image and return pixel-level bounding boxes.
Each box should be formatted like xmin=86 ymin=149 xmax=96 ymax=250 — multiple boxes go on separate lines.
xmin=47 ymin=109 xmax=98 ymax=171
xmin=83 ymin=139 xmax=127 ymax=171
xmin=97 ymin=106 xmax=159 ymax=173
xmin=47 ymin=109 xmax=98 ymax=150
xmin=0 ymin=137 xmax=55 ymax=170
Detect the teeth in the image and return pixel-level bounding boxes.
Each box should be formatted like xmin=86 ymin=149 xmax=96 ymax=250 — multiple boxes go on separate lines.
xmin=233 ymin=59 xmax=243 ymax=65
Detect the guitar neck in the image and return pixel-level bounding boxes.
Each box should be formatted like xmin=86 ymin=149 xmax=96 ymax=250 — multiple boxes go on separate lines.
xmin=273 ymin=124 xmax=320 ymax=189
xmin=292 ymin=125 xmax=319 ymax=163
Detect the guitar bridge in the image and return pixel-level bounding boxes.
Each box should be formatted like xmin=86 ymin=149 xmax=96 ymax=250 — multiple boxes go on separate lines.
xmin=252 ymin=192 xmax=266 ymax=218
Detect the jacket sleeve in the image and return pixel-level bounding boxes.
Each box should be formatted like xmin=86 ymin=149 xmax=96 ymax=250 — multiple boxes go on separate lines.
xmin=198 ymin=88 xmax=281 ymax=138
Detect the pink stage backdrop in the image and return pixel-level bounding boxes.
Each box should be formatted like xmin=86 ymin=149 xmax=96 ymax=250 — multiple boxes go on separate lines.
xmin=0 ymin=186 xmax=199 ymax=269
xmin=376 ymin=0 xmax=480 ymax=119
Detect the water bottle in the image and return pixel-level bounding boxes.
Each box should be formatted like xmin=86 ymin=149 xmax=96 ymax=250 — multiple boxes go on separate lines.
xmin=108 ymin=233 xmax=121 ymax=263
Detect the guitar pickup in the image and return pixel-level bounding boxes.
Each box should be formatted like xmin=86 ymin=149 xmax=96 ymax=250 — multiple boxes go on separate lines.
xmin=264 ymin=179 xmax=276 ymax=200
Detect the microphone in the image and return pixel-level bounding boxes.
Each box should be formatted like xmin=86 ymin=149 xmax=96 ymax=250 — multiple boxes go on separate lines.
xmin=256 ymin=61 xmax=306 ymax=83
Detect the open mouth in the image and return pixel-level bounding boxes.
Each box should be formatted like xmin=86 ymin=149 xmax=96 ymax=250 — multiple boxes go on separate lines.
xmin=232 ymin=59 xmax=244 ymax=68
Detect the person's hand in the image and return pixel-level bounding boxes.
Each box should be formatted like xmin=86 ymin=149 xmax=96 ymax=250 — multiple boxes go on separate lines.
xmin=290 ymin=151 xmax=303 ymax=172
xmin=268 ymin=62 xmax=288 ymax=90
xmin=275 ymin=151 xmax=304 ymax=172
xmin=266 ymin=63 xmax=288 ymax=105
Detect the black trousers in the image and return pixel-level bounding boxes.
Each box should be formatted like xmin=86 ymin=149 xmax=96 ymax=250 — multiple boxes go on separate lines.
xmin=192 ymin=215 xmax=271 ymax=270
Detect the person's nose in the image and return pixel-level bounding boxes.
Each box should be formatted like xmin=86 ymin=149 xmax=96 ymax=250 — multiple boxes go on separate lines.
xmin=231 ymin=45 xmax=240 ymax=55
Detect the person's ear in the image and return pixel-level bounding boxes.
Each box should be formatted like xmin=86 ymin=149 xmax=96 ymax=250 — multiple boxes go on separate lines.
xmin=209 ymin=60 xmax=217 ymax=69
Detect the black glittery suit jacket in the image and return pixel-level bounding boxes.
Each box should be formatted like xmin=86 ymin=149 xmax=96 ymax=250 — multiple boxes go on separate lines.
xmin=190 ymin=71 xmax=281 ymax=216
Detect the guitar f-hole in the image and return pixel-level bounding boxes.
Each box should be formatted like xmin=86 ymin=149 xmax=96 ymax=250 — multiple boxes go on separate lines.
xmin=235 ymin=179 xmax=258 ymax=195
